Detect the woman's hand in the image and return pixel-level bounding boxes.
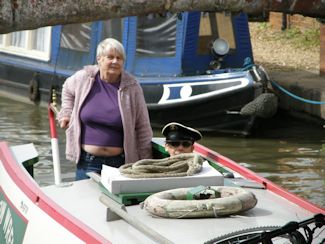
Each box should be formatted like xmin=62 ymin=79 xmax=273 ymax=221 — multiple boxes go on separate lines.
xmin=59 ymin=117 xmax=70 ymax=129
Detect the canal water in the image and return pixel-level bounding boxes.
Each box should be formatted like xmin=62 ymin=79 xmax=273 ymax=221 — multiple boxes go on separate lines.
xmin=1 ymin=96 xmax=324 ymax=208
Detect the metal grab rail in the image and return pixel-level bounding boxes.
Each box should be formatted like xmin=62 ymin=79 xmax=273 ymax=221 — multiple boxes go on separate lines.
xmin=48 ymin=88 xmax=62 ymax=185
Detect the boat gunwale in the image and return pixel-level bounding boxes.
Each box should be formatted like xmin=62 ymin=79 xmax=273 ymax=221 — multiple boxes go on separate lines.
xmin=193 ymin=142 xmax=325 ymax=214
xmin=138 ymin=70 xmax=252 ymax=84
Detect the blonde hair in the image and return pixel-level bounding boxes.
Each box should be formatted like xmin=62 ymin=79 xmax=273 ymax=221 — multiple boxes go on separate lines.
xmin=96 ymin=38 xmax=126 ymax=60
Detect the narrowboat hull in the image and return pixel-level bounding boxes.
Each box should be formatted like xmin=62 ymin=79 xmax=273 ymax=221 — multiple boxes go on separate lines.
xmin=0 ymin=61 xmax=264 ymax=135
xmin=143 ymin=72 xmax=259 ymax=134
xmin=0 ymin=140 xmax=324 ymax=244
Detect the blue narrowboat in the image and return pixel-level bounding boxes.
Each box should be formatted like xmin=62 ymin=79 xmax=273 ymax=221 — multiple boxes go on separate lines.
xmin=0 ymin=11 xmax=276 ymax=135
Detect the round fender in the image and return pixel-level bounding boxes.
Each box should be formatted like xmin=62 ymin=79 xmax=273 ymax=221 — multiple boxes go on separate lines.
xmin=28 ymin=77 xmax=40 ymax=102
xmin=143 ymin=186 xmax=257 ymax=218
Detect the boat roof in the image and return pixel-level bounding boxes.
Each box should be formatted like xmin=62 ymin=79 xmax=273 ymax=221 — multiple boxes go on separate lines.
xmin=42 ymin=175 xmax=322 ymax=243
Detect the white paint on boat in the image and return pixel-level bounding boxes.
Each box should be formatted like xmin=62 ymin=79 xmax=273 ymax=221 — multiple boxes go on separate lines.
xmin=101 ymin=161 xmax=223 ymax=194
xmin=50 ymin=137 xmax=62 ymax=186
xmin=159 ymin=77 xmax=250 ymax=104
xmin=0 ymin=142 xmax=108 ymax=244
xmin=1 ymin=140 xmax=324 ymax=243
xmin=0 ymin=160 xmax=85 ymax=244
xmin=42 ymin=178 xmax=323 ymax=243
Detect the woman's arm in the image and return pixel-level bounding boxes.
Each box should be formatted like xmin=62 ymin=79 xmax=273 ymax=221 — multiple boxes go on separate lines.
xmin=57 ymin=75 xmax=76 ymax=128
xmin=134 ymin=84 xmax=153 ymax=159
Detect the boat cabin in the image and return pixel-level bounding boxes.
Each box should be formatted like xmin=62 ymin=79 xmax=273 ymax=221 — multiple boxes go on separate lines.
xmin=0 ymin=11 xmax=263 ymax=135
xmin=0 ymin=12 xmax=253 ymax=80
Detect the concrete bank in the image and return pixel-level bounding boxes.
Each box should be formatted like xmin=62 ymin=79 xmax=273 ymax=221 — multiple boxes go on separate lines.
xmin=268 ymin=70 xmax=325 ymax=123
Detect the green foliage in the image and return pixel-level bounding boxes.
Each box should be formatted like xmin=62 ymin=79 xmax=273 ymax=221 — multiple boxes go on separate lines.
xmin=256 ymin=22 xmax=270 ymax=31
xmin=279 ymin=27 xmax=320 ymax=49
xmin=254 ymin=22 xmax=320 ymax=50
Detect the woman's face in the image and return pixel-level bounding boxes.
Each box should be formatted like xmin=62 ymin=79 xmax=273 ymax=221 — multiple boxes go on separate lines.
xmin=97 ymin=48 xmax=124 ymax=76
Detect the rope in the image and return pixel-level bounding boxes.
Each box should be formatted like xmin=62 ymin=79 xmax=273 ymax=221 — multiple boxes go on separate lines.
xmin=271 ymin=80 xmax=325 ymax=105
xmin=119 ymin=153 xmax=204 ymax=178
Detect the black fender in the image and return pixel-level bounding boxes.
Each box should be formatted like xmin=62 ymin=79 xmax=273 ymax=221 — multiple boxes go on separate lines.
xmin=28 ymin=74 xmax=40 ymax=102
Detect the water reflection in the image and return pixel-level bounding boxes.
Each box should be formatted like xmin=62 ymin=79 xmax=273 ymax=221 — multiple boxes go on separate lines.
xmin=0 ymin=96 xmax=324 ymax=208
xmin=200 ymin=130 xmax=325 ymax=208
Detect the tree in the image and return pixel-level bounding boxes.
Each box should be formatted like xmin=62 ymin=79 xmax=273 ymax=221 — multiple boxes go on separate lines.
xmin=1 ymin=0 xmax=325 ymax=34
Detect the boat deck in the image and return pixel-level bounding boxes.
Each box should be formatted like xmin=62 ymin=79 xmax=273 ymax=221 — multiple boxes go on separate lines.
xmin=42 ymin=177 xmax=321 ymax=244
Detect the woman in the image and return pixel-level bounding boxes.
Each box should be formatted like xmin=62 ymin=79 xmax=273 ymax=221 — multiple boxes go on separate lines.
xmin=57 ymin=38 xmax=153 ymax=180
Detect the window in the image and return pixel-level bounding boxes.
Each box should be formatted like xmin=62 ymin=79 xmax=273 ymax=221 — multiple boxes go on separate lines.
xmin=101 ymin=18 xmax=123 ymax=42
xmin=56 ymin=23 xmax=94 ymax=70
xmin=60 ymin=23 xmax=91 ymax=52
xmin=136 ymin=13 xmax=177 ymax=57
xmin=197 ymin=12 xmax=236 ymax=55
xmin=0 ymin=27 xmax=51 ymax=61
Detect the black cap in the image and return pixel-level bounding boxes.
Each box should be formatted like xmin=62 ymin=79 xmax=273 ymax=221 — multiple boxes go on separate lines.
xmin=162 ymin=122 xmax=202 ymax=142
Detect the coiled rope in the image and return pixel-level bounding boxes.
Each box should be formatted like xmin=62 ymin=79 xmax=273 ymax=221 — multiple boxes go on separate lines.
xmin=119 ymin=153 xmax=204 ymax=178
xmin=271 ymin=80 xmax=325 ymax=105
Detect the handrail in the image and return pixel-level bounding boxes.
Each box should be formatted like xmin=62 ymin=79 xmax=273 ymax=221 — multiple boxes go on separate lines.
xmin=48 ymin=88 xmax=62 ymax=185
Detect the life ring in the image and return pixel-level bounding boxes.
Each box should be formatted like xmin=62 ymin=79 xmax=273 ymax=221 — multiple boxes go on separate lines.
xmin=28 ymin=77 xmax=40 ymax=102
xmin=143 ymin=186 xmax=257 ymax=218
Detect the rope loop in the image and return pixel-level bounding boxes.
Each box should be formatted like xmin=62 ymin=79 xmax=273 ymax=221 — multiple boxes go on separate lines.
xmin=119 ymin=153 xmax=204 ymax=178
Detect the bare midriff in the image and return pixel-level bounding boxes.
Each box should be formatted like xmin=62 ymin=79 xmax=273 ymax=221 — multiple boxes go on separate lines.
xmin=82 ymin=144 xmax=123 ymax=157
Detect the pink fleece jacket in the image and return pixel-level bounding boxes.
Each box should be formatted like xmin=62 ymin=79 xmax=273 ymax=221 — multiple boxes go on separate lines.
xmin=57 ymin=65 xmax=153 ymax=164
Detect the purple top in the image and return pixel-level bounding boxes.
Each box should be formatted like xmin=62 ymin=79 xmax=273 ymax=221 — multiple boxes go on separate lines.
xmin=80 ymin=74 xmax=123 ymax=147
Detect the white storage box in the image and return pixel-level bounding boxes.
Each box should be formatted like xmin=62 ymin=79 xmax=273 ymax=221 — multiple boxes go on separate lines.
xmin=101 ymin=161 xmax=224 ymax=194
